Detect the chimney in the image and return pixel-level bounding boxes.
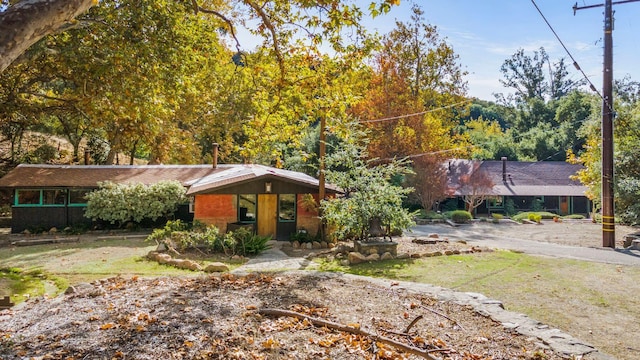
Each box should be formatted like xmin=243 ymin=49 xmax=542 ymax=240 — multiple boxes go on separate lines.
xmin=84 ymin=150 xmax=91 ymax=165
xmin=212 ymin=143 xmax=219 ymax=169
xmin=501 ymin=157 xmax=507 ymax=182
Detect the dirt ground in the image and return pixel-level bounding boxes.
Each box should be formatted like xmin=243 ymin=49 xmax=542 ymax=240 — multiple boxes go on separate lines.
xmin=0 ymin=223 xmax=638 ymax=359
xmin=0 ymin=273 xmax=568 ymax=360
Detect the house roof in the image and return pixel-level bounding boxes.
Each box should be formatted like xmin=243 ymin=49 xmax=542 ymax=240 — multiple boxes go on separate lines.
xmin=0 ymin=163 xmax=338 ymax=194
xmin=186 ymin=164 xmax=340 ymax=195
xmin=0 ymin=164 xmax=222 ymax=188
xmin=447 ymin=159 xmax=587 ymax=197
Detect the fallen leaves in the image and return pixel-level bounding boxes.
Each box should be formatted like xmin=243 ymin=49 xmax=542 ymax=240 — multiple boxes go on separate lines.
xmin=0 ymin=273 xmax=563 ymax=360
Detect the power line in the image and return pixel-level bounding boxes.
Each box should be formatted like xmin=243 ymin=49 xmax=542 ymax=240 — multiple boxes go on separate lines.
xmin=530 ymin=0 xmax=610 ymax=110
xmin=359 ymin=100 xmax=472 ymax=124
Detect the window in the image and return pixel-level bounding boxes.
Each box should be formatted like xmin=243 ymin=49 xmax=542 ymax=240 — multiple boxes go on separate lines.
xmin=69 ymin=189 xmax=91 ymax=206
xmin=239 ymin=194 xmax=256 ymax=222
xmin=43 ymin=189 xmax=66 ymax=205
xmin=15 ymin=189 xmax=68 ymax=206
xmin=278 ymin=194 xmax=296 ymax=222
xmin=16 ymin=190 xmax=40 ymax=205
xmin=488 ymin=196 xmax=503 ymax=208
xmin=188 ymin=196 xmax=195 ymax=213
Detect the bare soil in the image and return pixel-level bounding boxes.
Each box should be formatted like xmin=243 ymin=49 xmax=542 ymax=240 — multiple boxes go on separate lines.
xmin=0 ymin=273 xmax=564 ymax=360
xmin=1 ymin=223 xmax=636 ymax=359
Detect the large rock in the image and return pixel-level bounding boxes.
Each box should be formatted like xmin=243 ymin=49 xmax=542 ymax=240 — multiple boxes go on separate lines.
xmin=179 ymin=260 xmax=202 ymax=271
xmin=155 ymin=253 xmax=172 ymax=264
xmin=348 ymin=252 xmax=367 ymax=265
xmin=204 ymin=262 xmax=230 ymax=273
xmin=365 ymin=253 xmax=380 ymax=261
xmin=380 ymin=252 xmax=394 ymax=261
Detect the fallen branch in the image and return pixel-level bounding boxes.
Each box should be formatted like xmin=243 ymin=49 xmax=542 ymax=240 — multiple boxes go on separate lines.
xmin=404 ymin=315 xmax=424 ymax=334
xmin=259 ymin=308 xmax=439 ymax=360
xmin=419 ymin=305 xmax=465 ymax=331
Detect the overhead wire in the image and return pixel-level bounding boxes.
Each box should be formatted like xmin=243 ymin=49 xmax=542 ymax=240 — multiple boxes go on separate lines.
xmin=530 ymin=0 xmax=613 ymax=112
xmin=359 ymin=100 xmax=472 ymax=124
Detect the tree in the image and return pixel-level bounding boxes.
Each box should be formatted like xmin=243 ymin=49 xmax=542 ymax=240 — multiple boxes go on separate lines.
xmin=320 ymin=124 xmax=415 ymax=241
xmin=0 ymin=0 xmax=400 ymax=73
xmin=352 ymin=4 xmax=468 ymax=162
xmin=0 ymin=0 xmax=95 ymax=72
xmin=570 ymin=79 xmax=640 ymax=224
xmin=449 ymin=161 xmax=494 ymax=215
xmin=406 ymin=155 xmax=447 ymax=211
xmin=498 ymin=47 xmax=582 ymax=104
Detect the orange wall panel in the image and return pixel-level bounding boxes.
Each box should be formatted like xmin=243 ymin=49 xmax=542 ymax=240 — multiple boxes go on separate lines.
xmin=195 ymin=194 xmax=237 ymax=218
xmin=194 ymin=194 xmax=237 ymax=232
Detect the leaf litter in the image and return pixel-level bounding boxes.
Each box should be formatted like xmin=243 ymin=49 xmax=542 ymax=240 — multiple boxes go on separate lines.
xmin=0 ymin=272 xmax=565 ymax=359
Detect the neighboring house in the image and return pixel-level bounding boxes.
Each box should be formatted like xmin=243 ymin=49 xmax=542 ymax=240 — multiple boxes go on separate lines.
xmin=0 ymin=161 xmax=338 ymax=238
xmin=446 ymin=158 xmax=591 ymax=216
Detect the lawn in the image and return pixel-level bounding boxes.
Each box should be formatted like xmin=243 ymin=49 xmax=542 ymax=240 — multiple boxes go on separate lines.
xmin=317 ymin=251 xmax=640 ymax=360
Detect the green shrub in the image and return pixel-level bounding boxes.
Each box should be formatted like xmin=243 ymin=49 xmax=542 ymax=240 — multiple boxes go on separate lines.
xmin=563 ymin=214 xmax=586 ymax=220
xmin=512 ymin=211 xmax=557 ymax=222
xmin=85 ymin=180 xmax=186 ymax=226
xmin=422 ymin=210 xmax=445 ymax=220
xmin=146 ymin=219 xmax=191 ymax=244
xmin=290 ymin=230 xmax=316 ymax=243
xmin=491 ymin=213 xmax=504 ymax=220
xmin=450 ymin=210 xmax=472 ymax=224
xmin=147 ymin=220 xmax=270 ymax=256
xmin=230 ymin=227 xmax=271 ymax=255
xmin=531 ymin=198 xmax=544 ymax=212
xmin=527 ymin=213 xmax=542 ymax=223
xmin=504 ymin=198 xmax=516 ymax=216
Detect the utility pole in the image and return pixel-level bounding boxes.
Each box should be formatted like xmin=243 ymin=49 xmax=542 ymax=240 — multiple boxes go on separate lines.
xmin=600 ymin=0 xmax=616 ymax=248
xmin=318 ymin=114 xmax=326 ymax=241
xmin=572 ymin=0 xmax=640 ymax=247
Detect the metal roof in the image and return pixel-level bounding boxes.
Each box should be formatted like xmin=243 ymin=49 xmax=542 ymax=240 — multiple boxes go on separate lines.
xmin=186 ymin=164 xmax=340 ymax=195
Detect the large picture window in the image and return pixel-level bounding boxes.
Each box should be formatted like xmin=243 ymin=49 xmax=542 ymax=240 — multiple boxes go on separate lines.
xmin=239 ymin=194 xmax=256 ymax=222
xmin=69 ymin=189 xmax=91 ymax=206
xmin=15 ymin=189 xmax=68 ymax=206
xmin=16 ymin=190 xmax=40 ymax=205
xmin=278 ymin=194 xmax=296 ymax=222
xmin=43 ymin=189 xmax=66 ymax=205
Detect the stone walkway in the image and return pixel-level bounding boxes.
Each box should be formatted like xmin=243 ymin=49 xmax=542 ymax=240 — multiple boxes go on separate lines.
xmin=232 ymin=241 xmax=319 ymax=273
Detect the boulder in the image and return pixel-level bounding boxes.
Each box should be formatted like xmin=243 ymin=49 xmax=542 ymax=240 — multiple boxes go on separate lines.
xmin=312 ymin=241 xmax=322 ymax=249
xmin=380 ymin=252 xmax=394 ymax=261
xmin=365 ymin=253 xmax=380 ymax=261
xmin=348 ymin=252 xmax=367 ymax=264
xmin=428 ymin=233 xmax=439 ymax=239
xmin=340 ymin=259 xmax=350 ymax=266
xmin=396 ymin=253 xmax=410 ymax=259
xmin=204 ymin=262 xmax=230 ymax=273
xmin=181 ymin=260 xmax=203 ymax=271
xmin=168 ymin=259 xmax=185 ymax=267
xmin=320 ymin=241 xmax=329 ymax=249
xmin=156 ymin=253 xmax=172 ymax=264
xmin=292 ymin=241 xmax=301 ymax=249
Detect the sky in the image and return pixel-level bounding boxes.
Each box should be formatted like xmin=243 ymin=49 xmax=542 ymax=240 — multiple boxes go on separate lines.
xmin=373 ymin=0 xmax=640 ymax=100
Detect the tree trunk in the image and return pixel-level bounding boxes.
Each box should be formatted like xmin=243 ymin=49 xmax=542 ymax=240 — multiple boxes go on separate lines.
xmin=0 ymin=0 xmax=95 ymax=73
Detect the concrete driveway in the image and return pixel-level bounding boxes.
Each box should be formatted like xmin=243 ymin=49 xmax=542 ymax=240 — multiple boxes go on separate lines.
xmin=409 ymin=221 xmax=640 ymax=266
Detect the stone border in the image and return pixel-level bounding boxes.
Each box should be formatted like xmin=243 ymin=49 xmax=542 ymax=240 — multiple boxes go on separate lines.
xmin=311 ymin=242 xmax=489 ymax=265
xmin=287 ymin=271 xmax=614 ymax=360
xmin=146 ymin=251 xmax=233 ymax=273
